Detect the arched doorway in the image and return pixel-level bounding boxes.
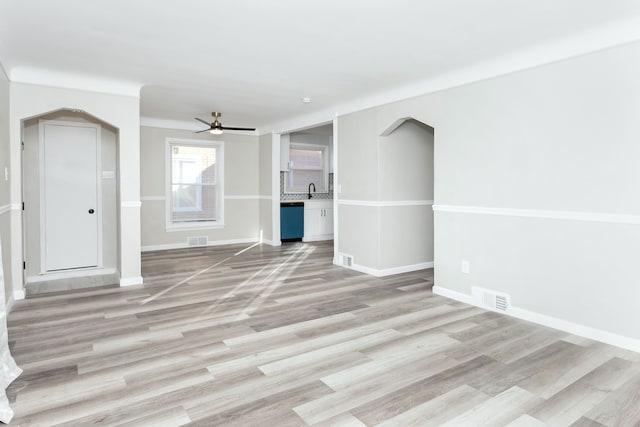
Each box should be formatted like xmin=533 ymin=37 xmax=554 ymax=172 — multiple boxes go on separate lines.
xmin=21 ymin=109 xmax=119 ymax=295
xmin=378 ymin=117 xmax=434 ymax=272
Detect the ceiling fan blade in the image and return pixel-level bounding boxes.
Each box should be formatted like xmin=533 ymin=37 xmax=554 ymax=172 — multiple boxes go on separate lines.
xmin=195 ymin=117 xmax=211 ymax=126
xmin=194 ymin=128 xmax=211 ymax=133
xmin=221 ymin=126 xmax=256 ymax=131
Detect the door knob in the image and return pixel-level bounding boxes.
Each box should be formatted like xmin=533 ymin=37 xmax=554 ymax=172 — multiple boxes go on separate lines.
xmin=88 ymin=209 xmax=95 ymax=214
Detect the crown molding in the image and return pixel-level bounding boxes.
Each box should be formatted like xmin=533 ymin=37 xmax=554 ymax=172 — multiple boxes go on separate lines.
xmin=140 ymin=116 xmax=200 ymax=131
xmin=9 ymin=66 xmax=142 ymax=97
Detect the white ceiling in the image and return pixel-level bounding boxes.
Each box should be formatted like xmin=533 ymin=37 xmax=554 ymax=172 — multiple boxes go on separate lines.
xmin=2 ymin=0 xmax=640 ymax=133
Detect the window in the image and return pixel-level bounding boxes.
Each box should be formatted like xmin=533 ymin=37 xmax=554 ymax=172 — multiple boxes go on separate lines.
xmin=285 ymin=143 xmax=328 ymax=193
xmin=166 ymin=139 xmax=224 ymax=229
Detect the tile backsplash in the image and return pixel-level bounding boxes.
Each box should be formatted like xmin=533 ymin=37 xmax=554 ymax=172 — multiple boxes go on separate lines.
xmin=280 ymin=172 xmax=334 ymax=201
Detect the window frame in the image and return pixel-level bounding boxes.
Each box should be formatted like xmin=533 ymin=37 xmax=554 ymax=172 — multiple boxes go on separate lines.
xmin=165 ymin=138 xmax=224 ymax=231
xmin=284 ymin=142 xmax=329 ymax=194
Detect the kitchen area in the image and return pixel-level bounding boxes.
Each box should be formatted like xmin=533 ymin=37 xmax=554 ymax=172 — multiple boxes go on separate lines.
xmin=279 ymin=124 xmax=334 ymax=243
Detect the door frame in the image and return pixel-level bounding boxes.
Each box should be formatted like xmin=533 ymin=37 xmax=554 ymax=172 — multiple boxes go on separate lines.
xmin=38 ymin=119 xmax=103 ymax=273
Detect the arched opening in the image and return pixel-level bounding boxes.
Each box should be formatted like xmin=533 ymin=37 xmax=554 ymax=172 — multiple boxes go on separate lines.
xmin=378 ymin=117 xmax=434 ymax=272
xmin=21 ymin=108 xmax=120 ymax=295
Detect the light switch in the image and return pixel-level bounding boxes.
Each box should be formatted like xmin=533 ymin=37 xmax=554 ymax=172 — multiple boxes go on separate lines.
xmin=461 ymin=260 xmax=470 ymax=274
xmin=4 ymin=167 xmax=8 ymax=181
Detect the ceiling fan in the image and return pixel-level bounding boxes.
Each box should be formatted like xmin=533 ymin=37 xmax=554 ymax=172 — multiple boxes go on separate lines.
xmin=194 ymin=112 xmax=255 ymax=135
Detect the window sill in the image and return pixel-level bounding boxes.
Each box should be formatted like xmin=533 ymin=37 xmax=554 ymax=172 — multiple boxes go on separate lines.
xmin=283 ymin=190 xmax=329 ymax=195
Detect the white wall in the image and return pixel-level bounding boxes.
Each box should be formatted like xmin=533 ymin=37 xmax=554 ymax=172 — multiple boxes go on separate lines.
xmin=337 ymin=40 xmax=640 ymax=348
xmin=140 ymin=126 xmax=260 ymax=250
xmin=258 ymin=133 xmax=273 ymax=243
xmin=0 ymin=64 xmax=13 ymax=305
xmin=8 ymin=82 xmax=142 ymax=291
xmin=379 ymin=120 xmax=434 ymax=269
xmin=338 ymin=114 xmax=435 ymax=274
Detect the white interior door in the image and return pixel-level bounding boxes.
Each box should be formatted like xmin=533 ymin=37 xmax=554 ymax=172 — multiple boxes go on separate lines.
xmin=41 ymin=121 xmax=102 ymax=272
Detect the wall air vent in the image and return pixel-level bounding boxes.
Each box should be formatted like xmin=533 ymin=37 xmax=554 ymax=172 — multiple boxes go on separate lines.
xmin=337 ymin=253 xmax=353 ymax=267
xmin=472 ymin=286 xmax=510 ymax=312
xmin=188 ymin=236 xmax=208 ymax=247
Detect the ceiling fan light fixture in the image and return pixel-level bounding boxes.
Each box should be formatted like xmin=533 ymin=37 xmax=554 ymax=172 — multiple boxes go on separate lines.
xmin=194 ymin=111 xmax=255 ymax=135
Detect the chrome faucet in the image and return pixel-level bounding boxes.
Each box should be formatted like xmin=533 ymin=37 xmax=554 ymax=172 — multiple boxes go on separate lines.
xmin=308 ymin=182 xmax=316 ymax=199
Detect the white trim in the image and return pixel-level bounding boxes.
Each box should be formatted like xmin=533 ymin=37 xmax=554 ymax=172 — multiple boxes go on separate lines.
xmin=0 ymin=204 xmax=20 ymax=216
xmin=302 ymin=235 xmax=334 ymax=243
xmin=121 ymin=201 xmax=142 ymax=208
xmin=332 ymin=116 xmax=339 ymax=264
xmin=165 ymin=138 xmax=225 ymax=230
xmin=339 ymin=199 xmax=434 ymax=207
xmin=13 ymin=289 xmax=25 ymax=301
xmin=272 ymin=133 xmax=281 ymax=245
xmin=10 ymin=66 xmax=141 ymax=98
xmin=141 ymin=237 xmax=259 ymax=252
xmin=141 ymin=116 xmax=258 ymax=135
xmin=6 ymin=294 xmax=16 ymax=314
xmin=432 ymin=285 xmax=640 ymax=353
xmin=27 ymin=267 xmax=117 ymax=283
xmin=433 ymin=204 xmax=640 ymax=225
xmin=343 ymin=261 xmax=435 ymax=277
xmin=260 ymin=239 xmax=280 ymax=247
xmin=432 ymin=285 xmax=475 ymax=305
xmin=140 ymin=196 xmax=165 ymax=201
xmin=141 ymin=117 xmax=202 ymax=131
xmin=119 ymin=276 xmax=144 ymax=287
xmin=165 ymin=221 xmax=224 ymax=232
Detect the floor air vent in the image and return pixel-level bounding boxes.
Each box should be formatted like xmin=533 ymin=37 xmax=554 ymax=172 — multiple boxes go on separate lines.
xmin=472 ymin=287 xmax=510 ymax=312
xmin=188 ymin=236 xmax=208 ymax=247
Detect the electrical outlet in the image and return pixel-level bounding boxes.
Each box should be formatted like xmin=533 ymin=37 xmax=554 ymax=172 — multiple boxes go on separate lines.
xmin=461 ymin=260 xmax=470 ymax=274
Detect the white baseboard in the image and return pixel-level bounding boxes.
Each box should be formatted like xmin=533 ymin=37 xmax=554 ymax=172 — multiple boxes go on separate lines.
xmin=344 ymin=261 xmax=434 ymax=277
xmin=119 ymin=276 xmax=144 ymax=287
xmin=432 ymin=285 xmax=640 ymax=353
xmin=6 ymin=294 xmax=16 ymax=313
xmin=13 ymin=289 xmax=25 ymax=301
xmin=27 ymin=267 xmax=117 ymax=283
xmin=302 ymin=235 xmax=334 ymax=242
xmin=432 ymin=285 xmax=474 ymax=304
xmin=261 ymin=239 xmax=281 ymax=247
xmin=141 ymin=238 xmax=259 ymax=252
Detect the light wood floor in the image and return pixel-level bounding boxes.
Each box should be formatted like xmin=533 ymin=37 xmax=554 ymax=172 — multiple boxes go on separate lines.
xmin=7 ymin=241 xmax=640 ymax=426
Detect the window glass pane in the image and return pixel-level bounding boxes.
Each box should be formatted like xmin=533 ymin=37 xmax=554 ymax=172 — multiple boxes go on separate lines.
xmin=170 ymin=143 xmax=219 ymax=223
xmin=285 ymin=144 xmax=327 ymax=193
xmin=172 ymin=185 xmax=217 ymax=222
xmin=172 ymin=184 xmax=199 ymax=209
xmin=290 ymin=148 xmax=322 ymax=170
